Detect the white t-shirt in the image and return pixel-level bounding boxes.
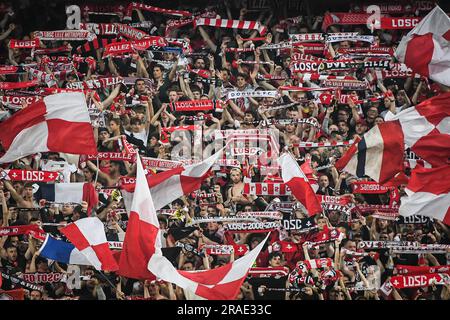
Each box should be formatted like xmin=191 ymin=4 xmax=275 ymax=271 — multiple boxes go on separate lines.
xmin=40 ymin=160 xmax=77 ymax=183
xmin=124 ymin=129 xmax=149 ymax=147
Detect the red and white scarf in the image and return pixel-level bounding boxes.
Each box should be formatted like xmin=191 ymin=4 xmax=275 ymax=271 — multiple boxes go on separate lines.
xmin=66 ymin=77 xmax=124 ymax=90
xmin=390 ymin=273 xmax=450 ymax=289
xmin=9 ymin=39 xmax=38 ymax=49
xmin=87 ymin=152 xmax=136 ymax=162
xmin=351 ymin=181 xmax=393 ymax=194
xmin=125 ymin=2 xmax=192 ymax=19
xmin=0 ymin=169 xmax=59 ymax=182
xmin=79 ymin=22 xmax=118 ymax=36
xmin=0 ymin=65 xmax=23 ymax=75
xmin=0 ymin=225 xmax=46 ymax=240
xmin=395 ymin=265 xmax=450 ymax=276
xmin=248 ymin=267 xmax=289 ymax=278
xmin=322 ymin=13 xmax=371 ymax=31
xmin=243 ymin=183 xmax=291 ymax=196
xmin=114 ymin=23 xmax=150 ymax=40
xmin=0 ymin=95 xmax=41 ymax=106
xmin=32 ymin=44 xmax=72 ymax=56
xmin=26 ymin=67 xmax=57 ymax=87
xmin=165 ymin=17 xmax=195 ymax=36
xmin=171 ymin=99 xmax=219 ymax=112
xmin=225 ymin=221 xmax=280 ymax=233
xmin=236 ymin=211 xmax=283 ymax=220
xmin=0 ymin=79 xmax=39 ymax=90
xmin=141 ymin=157 xmax=183 ymax=171
xmin=291 ymin=140 xmax=355 ymax=148
xmin=20 ymin=273 xmax=65 ymax=284
xmin=226 ymin=90 xmax=278 ymax=100
xmin=102 ymin=38 xmax=166 ymax=57
xmin=199 ymin=244 xmax=234 ymax=255
xmin=194 ymin=17 xmax=268 ymax=35
xmin=34 ymin=30 xmax=96 ymax=41
xmin=321 ymin=79 xmax=369 ymax=90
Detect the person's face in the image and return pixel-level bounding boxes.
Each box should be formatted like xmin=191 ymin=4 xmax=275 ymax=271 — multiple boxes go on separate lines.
xmin=344 ymin=241 xmax=357 ymax=252
xmin=339 ymin=41 xmax=351 ymax=49
xmin=285 ymin=123 xmax=296 ymax=133
xmin=319 ymin=176 xmax=329 ymax=188
xmin=194 ymin=59 xmax=206 ymax=69
xmin=24 ymin=187 xmax=33 ymax=198
xmin=62 ymin=204 xmax=74 ymax=215
xmin=236 ymin=76 xmax=246 ymax=88
xmin=375 ymin=117 xmax=384 ymax=125
xmin=379 ymin=233 xmax=389 ymax=241
xmin=329 ymin=125 xmax=339 ymax=133
xmin=192 ymin=91 xmax=201 ymax=100
xmin=367 ymin=107 xmax=378 ymax=118
xmin=355 ymin=123 xmax=367 ymax=134
xmin=338 ymin=122 xmax=349 ymax=133
xmin=221 ymin=70 xmax=230 ymax=81
xmin=109 ymin=121 xmax=119 ymax=132
xmin=30 ymin=291 xmax=42 ymax=300
xmin=230 ymin=170 xmax=241 ymax=183
xmin=351 ymin=221 xmax=361 ymax=231
xmin=9 ymin=236 xmax=19 ymax=247
xmin=148 ymin=136 xmax=158 ymax=147
xmin=269 ymin=255 xmax=282 ymax=267
xmin=131 ymin=121 xmax=142 ymax=133
xmin=83 ymin=169 xmax=93 ymax=181
xmin=200 ymin=205 xmax=208 ymax=216
xmin=378 ymin=219 xmax=388 ymax=229
xmin=136 ymin=81 xmax=146 ymax=94
xmin=182 ymin=262 xmax=194 ymax=271
xmin=338 ymin=110 xmax=349 ymax=121
xmin=317 ymin=218 xmax=327 ymax=230
xmin=72 ymin=211 xmax=81 ymax=221
xmin=330 ymin=289 xmax=345 ymax=300
xmin=6 ymin=247 xmax=17 ymax=261
xmin=168 ymin=90 xmax=178 ymax=102
xmin=99 ymin=130 xmax=110 ymax=141
xmin=243 ymin=113 xmax=254 ymax=123
xmin=153 ymin=67 xmax=162 ymax=79
xmin=207 ymin=207 xmax=216 ymax=216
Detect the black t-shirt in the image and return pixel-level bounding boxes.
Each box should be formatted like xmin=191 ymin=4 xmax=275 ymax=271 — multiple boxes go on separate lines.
xmin=248 ymin=276 xmax=287 ymax=300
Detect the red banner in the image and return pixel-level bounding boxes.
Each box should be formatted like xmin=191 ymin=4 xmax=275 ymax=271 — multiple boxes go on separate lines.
xmin=171 ymin=100 xmax=216 ymax=112
xmin=380 ymin=17 xmax=421 ymax=30
xmin=103 ymin=38 xmax=166 ymax=57
xmin=87 ymin=152 xmax=136 ymax=162
xmin=0 ymin=80 xmax=39 ymax=90
xmin=0 ymin=225 xmax=46 ymax=239
xmin=0 ymin=169 xmax=59 ymax=182
xmin=0 ymin=66 xmax=20 ymax=75
xmin=395 ymin=265 xmax=450 ymax=276
xmin=390 ymin=273 xmax=450 ymax=289
xmin=351 ymin=181 xmax=393 ymax=194
xmin=9 ymin=39 xmax=38 ymax=49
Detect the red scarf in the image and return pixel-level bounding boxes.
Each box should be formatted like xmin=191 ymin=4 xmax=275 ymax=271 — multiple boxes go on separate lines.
xmin=34 ymin=30 xmax=96 ymax=41
xmin=171 ymin=100 xmax=219 ymax=112
xmin=395 ymin=265 xmax=450 ymax=275
xmin=87 ymin=152 xmax=136 ymax=162
xmin=390 ymin=273 xmax=450 ymax=289
xmin=0 ymin=169 xmax=59 ymax=182
xmin=0 ymin=225 xmax=46 ymax=240
xmin=351 ymin=181 xmax=393 ymax=194
xmin=0 ymin=80 xmax=39 ymax=90
xmin=193 ymin=17 xmax=268 ymax=35
xmin=66 ymin=77 xmax=124 ymax=90
xmin=103 ymin=38 xmax=166 ymax=57
xmin=9 ymin=39 xmax=38 ymax=49
xmin=126 ymin=2 xmax=192 ymax=19
xmin=322 ymin=13 xmax=370 ymax=31
xmin=0 ymin=95 xmax=41 ymax=106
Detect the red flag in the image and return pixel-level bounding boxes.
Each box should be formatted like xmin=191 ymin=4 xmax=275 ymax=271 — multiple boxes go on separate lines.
xmin=279 ymin=153 xmax=322 ymax=216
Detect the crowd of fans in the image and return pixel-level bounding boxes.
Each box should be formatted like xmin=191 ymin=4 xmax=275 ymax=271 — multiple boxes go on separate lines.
xmin=0 ymin=0 xmax=449 ymax=300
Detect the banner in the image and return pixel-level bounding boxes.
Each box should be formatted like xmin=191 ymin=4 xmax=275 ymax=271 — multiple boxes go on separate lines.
xmin=87 ymin=152 xmax=136 ymax=162
xmin=141 ymin=157 xmax=183 ymax=171
xmin=395 ymin=265 xmax=450 ymax=275
xmin=226 ymin=90 xmax=278 ymax=100
xmin=0 ymin=225 xmax=46 ymax=239
xmin=34 ymin=30 xmax=96 ymax=41
xmin=0 ymin=169 xmax=60 ymax=182
xmin=20 ymin=273 xmax=65 ymax=283
xmin=0 ymin=95 xmax=41 ymax=106
xmin=282 ymin=216 xmax=316 ymax=231
xmin=351 ymin=181 xmax=392 ymax=194
xmin=0 ymin=272 xmax=43 ymax=292
xmin=248 ymin=267 xmax=289 ymax=278
xmin=171 ymin=100 xmax=220 ymax=112
xmin=236 ymin=211 xmax=283 ymax=220
xmin=225 ymin=221 xmax=280 ymax=233
xmin=9 ymin=39 xmax=38 ymax=49
xmin=321 ymin=79 xmax=369 ymax=90
xmin=79 ymin=22 xmax=118 ymax=35
xmin=66 ymin=77 xmax=124 ymax=90
xmin=0 ymin=80 xmax=39 ymax=90
xmin=243 ymin=183 xmax=291 ymax=195
xmin=390 ymin=273 xmax=450 ymax=289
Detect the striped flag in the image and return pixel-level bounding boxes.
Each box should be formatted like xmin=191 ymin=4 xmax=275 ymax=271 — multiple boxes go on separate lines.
xmin=335 ymin=122 xmax=405 ymax=185
xmin=399 ymin=165 xmax=450 ymax=225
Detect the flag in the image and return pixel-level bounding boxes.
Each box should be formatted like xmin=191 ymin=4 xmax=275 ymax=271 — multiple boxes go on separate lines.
xmin=0 ymin=289 xmax=25 ymax=300
xmin=395 ymin=6 xmax=450 ymax=86
xmin=399 ymin=165 xmax=450 ymax=225
xmin=300 ymin=158 xmax=319 ymax=192
xmin=335 ymin=122 xmax=405 ymax=184
xmin=148 ymin=234 xmax=270 ymax=300
xmin=0 ymin=92 xmax=97 ymax=164
xmin=37 ymin=234 xmax=92 ymax=266
xmin=278 ymin=153 xmax=322 ymax=216
xmin=34 ymin=182 xmax=98 ymax=213
xmin=385 ymin=92 xmax=450 ymax=167
xmin=121 ymin=150 xmax=223 ymax=211
xmin=118 ymin=153 xmax=160 ymax=280
xmin=60 ymin=217 xmax=118 ymax=271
